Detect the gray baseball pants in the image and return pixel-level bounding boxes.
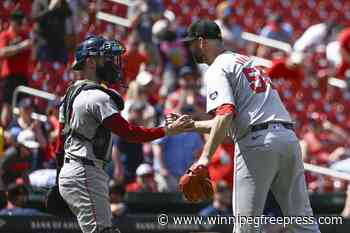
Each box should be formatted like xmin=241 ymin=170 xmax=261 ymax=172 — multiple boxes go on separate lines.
xmin=233 ymin=123 xmax=321 ymax=233
xmin=59 ymin=157 xmax=112 ymax=233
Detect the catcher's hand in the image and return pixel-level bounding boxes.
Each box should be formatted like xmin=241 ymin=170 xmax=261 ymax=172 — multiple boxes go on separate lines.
xmin=165 ymin=113 xmax=181 ymax=126
xmin=165 ymin=114 xmax=194 ymax=135
xmin=179 ymin=164 xmax=214 ymax=203
xmin=165 ymin=113 xmax=194 ymax=133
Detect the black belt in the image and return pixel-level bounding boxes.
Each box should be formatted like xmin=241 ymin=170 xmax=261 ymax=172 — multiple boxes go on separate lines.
xmin=251 ymin=122 xmax=294 ymax=132
xmin=65 ymin=157 xmax=95 ymax=167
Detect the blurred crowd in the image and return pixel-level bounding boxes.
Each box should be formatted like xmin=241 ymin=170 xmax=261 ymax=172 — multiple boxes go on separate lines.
xmin=0 ymin=0 xmax=350 ymax=219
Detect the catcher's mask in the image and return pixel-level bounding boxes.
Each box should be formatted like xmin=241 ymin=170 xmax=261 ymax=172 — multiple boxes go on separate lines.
xmin=72 ymin=36 xmax=126 ymax=85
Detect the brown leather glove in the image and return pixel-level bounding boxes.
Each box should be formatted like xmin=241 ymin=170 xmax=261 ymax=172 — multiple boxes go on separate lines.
xmin=179 ymin=164 xmax=214 ymax=203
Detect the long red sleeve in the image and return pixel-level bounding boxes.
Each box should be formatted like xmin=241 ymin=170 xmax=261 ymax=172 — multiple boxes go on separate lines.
xmin=103 ymin=113 xmax=165 ymax=143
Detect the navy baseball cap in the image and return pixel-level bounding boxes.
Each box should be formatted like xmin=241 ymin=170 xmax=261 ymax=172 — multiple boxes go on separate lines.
xmin=180 ymin=20 xmax=222 ymax=42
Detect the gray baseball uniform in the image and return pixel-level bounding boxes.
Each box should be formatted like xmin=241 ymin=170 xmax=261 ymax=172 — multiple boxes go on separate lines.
xmin=205 ymin=51 xmax=320 ymax=233
xmin=58 ymin=81 xmax=119 ymax=233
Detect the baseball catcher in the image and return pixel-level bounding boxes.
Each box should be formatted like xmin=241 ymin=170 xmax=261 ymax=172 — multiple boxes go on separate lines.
xmin=47 ymin=36 xmax=193 ymax=233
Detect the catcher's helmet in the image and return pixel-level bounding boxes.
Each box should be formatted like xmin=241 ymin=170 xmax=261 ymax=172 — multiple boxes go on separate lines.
xmin=72 ymin=36 xmax=126 ymax=83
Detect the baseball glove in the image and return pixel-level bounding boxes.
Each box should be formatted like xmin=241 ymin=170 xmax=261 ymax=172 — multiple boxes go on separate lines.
xmin=179 ymin=164 xmax=214 ymax=203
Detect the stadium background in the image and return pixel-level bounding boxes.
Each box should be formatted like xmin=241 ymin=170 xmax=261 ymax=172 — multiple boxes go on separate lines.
xmin=0 ymin=0 xmax=350 ymax=232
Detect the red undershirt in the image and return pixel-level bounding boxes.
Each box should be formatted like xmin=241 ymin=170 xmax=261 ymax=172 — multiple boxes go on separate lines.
xmin=214 ymin=103 xmax=236 ymax=116
xmin=56 ymin=113 xmax=165 ymax=154
xmin=103 ymin=113 xmax=165 ymax=142
xmin=55 ymin=104 xmax=235 ymax=155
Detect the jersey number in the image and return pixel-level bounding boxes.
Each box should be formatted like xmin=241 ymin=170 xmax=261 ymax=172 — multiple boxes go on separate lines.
xmin=242 ymin=67 xmax=272 ymax=93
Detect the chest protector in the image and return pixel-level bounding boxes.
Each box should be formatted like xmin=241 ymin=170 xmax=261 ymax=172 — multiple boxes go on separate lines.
xmin=61 ymin=81 xmax=124 ymax=161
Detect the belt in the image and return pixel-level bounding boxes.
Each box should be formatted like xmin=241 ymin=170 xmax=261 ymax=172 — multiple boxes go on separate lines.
xmin=65 ymin=157 xmax=95 ymax=167
xmin=251 ymin=122 xmax=294 ymax=132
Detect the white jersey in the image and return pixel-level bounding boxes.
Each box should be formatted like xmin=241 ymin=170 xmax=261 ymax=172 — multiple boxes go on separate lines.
xmin=205 ymin=51 xmax=292 ymax=141
xmin=293 ymin=23 xmax=327 ymax=52
xmin=59 ymin=81 xmax=119 ymax=162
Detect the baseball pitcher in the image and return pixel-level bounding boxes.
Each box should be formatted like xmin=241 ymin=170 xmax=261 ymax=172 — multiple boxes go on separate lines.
xmin=177 ymin=20 xmax=321 ymax=233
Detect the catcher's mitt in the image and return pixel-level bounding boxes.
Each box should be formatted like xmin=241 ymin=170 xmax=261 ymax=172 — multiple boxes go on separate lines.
xmin=179 ymin=164 xmax=214 ymax=203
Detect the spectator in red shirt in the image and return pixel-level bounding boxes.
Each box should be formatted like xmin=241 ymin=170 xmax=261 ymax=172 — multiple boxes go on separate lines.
xmin=164 ymin=66 xmax=206 ymax=120
xmin=123 ymin=33 xmax=150 ymax=84
xmin=0 ymin=129 xmax=39 ymax=188
xmin=300 ymin=113 xmax=348 ymax=192
xmin=45 ymin=99 xmax=61 ymax=165
xmin=338 ymin=27 xmax=350 ymax=80
xmin=300 ymin=113 xmax=347 ymax=164
xmin=208 ymin=137 xmax=234 ymax=190
xmin=0 ymin=10 xmax=32 ymax=127
xmin=126 ymin=163 xmax=158 ymax=192
xmin=267 ymin=52 xmax=304 ymax=93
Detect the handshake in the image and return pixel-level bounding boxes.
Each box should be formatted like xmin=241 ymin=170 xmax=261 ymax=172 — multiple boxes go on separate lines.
xmin=164 ymin=113 xmax=195 ymax=136
xmin=164 ymin=113 xmax=215 ymax=203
